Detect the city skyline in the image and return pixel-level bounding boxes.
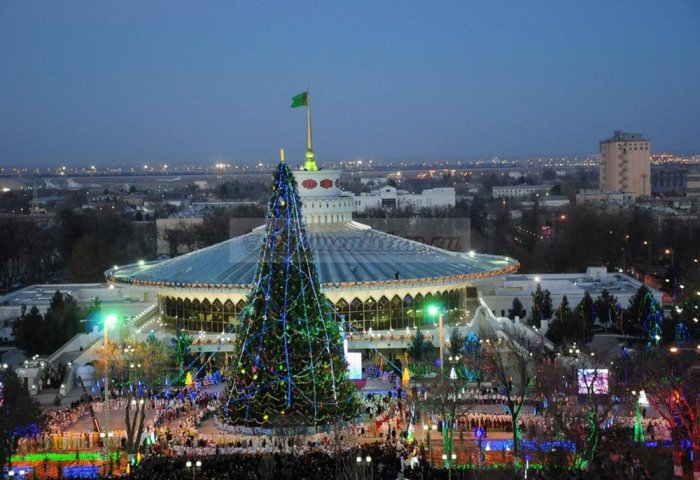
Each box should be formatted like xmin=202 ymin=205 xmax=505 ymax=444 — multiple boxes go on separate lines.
xmin=1 ymin=1 xmax=699 ymax=167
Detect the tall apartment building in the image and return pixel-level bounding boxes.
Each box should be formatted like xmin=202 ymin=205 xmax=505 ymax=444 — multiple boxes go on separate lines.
xmin=599 ymin=131 xmax=651 ymax=196
xmin=686 ymin=170 xmax=700 ymax=198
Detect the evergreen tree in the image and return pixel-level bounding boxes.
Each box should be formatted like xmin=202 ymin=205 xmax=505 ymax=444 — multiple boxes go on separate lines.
xmin=461 ymin=332 xmax=484 ymax=384
xmin=222 ymin=161 xmax=359 ymax=426
xmin=547 ymin=295 xmax=574 ymax=344
xmin=409 ymin=329 xmax=431 ymax=362
xmin=44 ymin=291 xmax=83 ymax=353
xmin=0 ymin=367 xmax=43 ymax=467
xmin=576 ymin=292 xmax=595 ymax=342
xmin=542 ymin=289 xmax=553 ymax=320
xmin=623 ymin=286 xmax=657 ymax=336
xmin=508 ymin=297 xmax=526 ymax=321
xmin=448 ymin=327 xmax=464 ymax=358
xmin=529 ymin=283 xmax=545 ymax=328
xmin=594 ymin=289 xmax=619 ymax=331
xmin=13 ymin=305 xmax=44 ymax=355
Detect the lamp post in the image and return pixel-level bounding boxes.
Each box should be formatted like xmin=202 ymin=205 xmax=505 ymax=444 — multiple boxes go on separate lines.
xmin=102 ymin=314 xmax=117 ymax=468
xmin=356 ymin=456 xmax=372 ymax=480
xmin=474 ymin=426 xmax=485 ymax=468
xmin=441 ymin=453 xmax=458 ymax=480
xmin=665 ymin=248 xmax=675 ymax=270
xmin=427 ymin=305 xmax=444 ymax=372
xmin=186 ymin=460 xmax=202 ymax=480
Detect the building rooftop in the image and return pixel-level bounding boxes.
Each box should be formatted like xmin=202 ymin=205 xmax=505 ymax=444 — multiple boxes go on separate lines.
xmin=603 ymin=131 xmax=648 ymax=143
xmin=108 ymin=221 xmax=519 ymax=291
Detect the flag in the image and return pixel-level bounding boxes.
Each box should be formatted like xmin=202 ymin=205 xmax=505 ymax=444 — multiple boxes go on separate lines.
xmin=290 ymin=92 xmax=308 ymax=108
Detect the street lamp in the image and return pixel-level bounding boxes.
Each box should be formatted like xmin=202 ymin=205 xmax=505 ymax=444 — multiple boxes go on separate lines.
xmin=103 ymin=314 xmax=117 ymax=466
xmin=427 ymin=304 xmax=445 ymax=371
xmin=474 ymin=426 xmax=486 ymax=468
xmin=423 ymin=424 xmax=435 ymax=468
xmin=356 ymin=456 xmax=372 ymax=480
xmin=186 ymin=460 xmax=202 ymax=480
xmin=442 ymin=453 xmax=458 ymax=480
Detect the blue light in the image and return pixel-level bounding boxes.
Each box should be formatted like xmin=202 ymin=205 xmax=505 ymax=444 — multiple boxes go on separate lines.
xmin=63 ymin=465 xmax=101 ymax=478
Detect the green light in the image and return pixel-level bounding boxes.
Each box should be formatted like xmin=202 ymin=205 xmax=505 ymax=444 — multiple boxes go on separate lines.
xmin=427 ymin=305 xmax=440 ymax=317
xmin=12 ymin=452 xmax=120 ymax=462
xmin=105 ymin=314 xmax=118 ymax=328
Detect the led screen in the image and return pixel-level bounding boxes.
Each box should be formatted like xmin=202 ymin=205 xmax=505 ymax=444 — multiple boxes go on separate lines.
xmin=347 ymin=351 xmax=362 ymax=380
xmin=577 ymin=369 xmax=609 ymax=394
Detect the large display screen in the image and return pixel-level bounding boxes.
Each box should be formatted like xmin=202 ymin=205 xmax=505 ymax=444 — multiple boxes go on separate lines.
xmin=347 ymin=351 xmax=363 ymax=380
xmin=577 ymin=369 xmax=609 ymax=394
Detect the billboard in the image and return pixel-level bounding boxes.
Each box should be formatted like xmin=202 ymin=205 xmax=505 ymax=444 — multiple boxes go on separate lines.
xmin=577 ymin=369 xmax=609 ymax=394
xmin=347 ymin=351 xmax=363 ymax=380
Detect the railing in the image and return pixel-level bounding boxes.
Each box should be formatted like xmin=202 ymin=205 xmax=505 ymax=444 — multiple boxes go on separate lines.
xmin=59 ymin=335 xmax=106 ymax=393
xmin=48 ymin=332 xmax=102 ymax=363
xmin=131 ymin=304 xmax=159 ymax=332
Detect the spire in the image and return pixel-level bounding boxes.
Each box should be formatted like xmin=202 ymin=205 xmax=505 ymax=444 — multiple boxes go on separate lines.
xmin=304 ymin=90 xmax=318 ymax=171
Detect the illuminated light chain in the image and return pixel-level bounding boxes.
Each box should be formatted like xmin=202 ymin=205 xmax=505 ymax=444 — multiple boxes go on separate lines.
xmin=107 ymin=262 xmax=521 ymax=291
xmin=222 ymin=161 xmax=359 ymax=426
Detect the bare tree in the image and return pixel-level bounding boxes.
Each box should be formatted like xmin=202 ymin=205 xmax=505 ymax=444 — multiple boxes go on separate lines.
xmin=636 ymin=347 xmax=700 ymax=477
xmin=423 ymin=363 xmax=475 ymax=475
xmin=536 ymin=347 xmax=624 ymax=469
xmin=482 ymin=332 xmax=541 ymax=459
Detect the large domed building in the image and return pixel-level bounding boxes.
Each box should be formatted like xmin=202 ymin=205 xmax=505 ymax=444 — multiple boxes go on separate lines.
xmin=107 ymin=100 xmax=519 ymax=352
xmin=108 ymin=167 xmax=517 ymax=347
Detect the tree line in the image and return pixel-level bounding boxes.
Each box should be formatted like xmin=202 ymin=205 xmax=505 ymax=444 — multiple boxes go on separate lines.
xmin=12 ymin=291 xmax=99 ymax=356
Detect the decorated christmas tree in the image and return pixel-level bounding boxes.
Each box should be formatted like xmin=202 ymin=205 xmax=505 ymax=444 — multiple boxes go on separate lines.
xmin=221 ymin=159 xmax=359 ymax=426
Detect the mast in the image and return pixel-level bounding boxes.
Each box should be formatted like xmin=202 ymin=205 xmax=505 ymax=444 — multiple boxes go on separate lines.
xmin=303 ymin=90 xmax=318 ymax=171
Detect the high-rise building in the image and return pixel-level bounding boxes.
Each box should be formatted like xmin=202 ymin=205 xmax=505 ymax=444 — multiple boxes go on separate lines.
xmin=599 ymin=131 xmax=651 ymax=196
xmin=686 ymin=170 xmax=700 ymax=198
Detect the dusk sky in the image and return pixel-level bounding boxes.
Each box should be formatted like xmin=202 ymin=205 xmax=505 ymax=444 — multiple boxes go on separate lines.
xmin=1 ymin=1 xmax=699 ymax=167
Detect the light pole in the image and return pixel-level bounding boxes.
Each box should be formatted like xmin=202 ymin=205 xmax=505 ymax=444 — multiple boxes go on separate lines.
xmin=355 ymin=456 xmax=372 ymax=480
xmin=643 ymin=240 xmax=651 ymax=265
xmin=186 ymin=460 xmax=202 ymax=480
xmin=441 ymin=453 xmax=457 ymax=480
xmin=474 ymin=426 xmax=485 ymax=468
xmin=665 ymin=248 xmax=675 ymax=270
xmin=102 ymin=314 xmax=117 ymax=468
xmin=427 ymin=305 xmax=444 ymax=372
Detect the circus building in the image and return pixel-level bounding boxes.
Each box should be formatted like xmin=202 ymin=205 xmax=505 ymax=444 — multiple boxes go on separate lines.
xmin=107 ymin=101 xmax=519 ymax=352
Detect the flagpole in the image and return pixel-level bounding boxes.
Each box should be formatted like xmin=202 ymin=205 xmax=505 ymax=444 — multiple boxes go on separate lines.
xmin=306 ymin=89 xmax=313 ymax=152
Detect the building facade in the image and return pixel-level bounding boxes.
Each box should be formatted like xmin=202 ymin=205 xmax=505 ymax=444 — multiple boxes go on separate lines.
xmin=491 ymin=184 xmax=552 ymax=199
xmin=599 ymin=131 xmax=651 ymax=196
xmin=686 ymin=170 xmax=700 ymax=198
xmin=352 ymin=186 xmax=455 ymax=212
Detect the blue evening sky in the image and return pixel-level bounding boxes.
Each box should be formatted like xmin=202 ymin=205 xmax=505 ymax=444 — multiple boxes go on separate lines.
xmin=1 ymin=1 xmax=698 ymax=167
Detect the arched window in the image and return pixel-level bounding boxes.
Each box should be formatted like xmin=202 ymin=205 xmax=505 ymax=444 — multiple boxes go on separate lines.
xmin=350 ymin=297 xmax=363 ymax=332
xmin=201 ymin=299 xmax=212 ymax=332
xmin=236 ymin=299 xmax=247 ymax=317
xmin=377 ymin=296 xmax=390 ymax=330
xmin=365 ymin=297 xmax=377 ymax=330
xmin=403 ymin=294 xmax=415 ymax=328
xmin=414 ymin=293 xmax=424 ymax=326
xmin=391 ymin=295 xmax=403 ymax=329
xmin=212 ymin=299 xmax=223 ymax=332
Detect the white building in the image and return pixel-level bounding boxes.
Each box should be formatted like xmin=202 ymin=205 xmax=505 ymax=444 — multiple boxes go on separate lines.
xmin=352 ymin=185 xmax=455 ymax=212
xmin=477 ymin=266 xmax=661 ymax=319
xmin=491 ymin=184 xmax=552 ymax=199
xmin=576 ymin=190 xmax=637 ymax=205
xmin=599 ymin=131 xmax=651 ymax=196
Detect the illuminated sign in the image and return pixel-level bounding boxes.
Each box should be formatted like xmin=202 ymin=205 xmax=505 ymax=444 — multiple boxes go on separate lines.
xmin=347 ymin=352 xmax=362 ymax=380
xmin=577 ymin=369 xmax=609 ymax=394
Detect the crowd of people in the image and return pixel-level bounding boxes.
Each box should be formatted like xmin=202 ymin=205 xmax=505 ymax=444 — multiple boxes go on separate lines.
xmin=14 ymin=364 xmax=682 ymax=480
